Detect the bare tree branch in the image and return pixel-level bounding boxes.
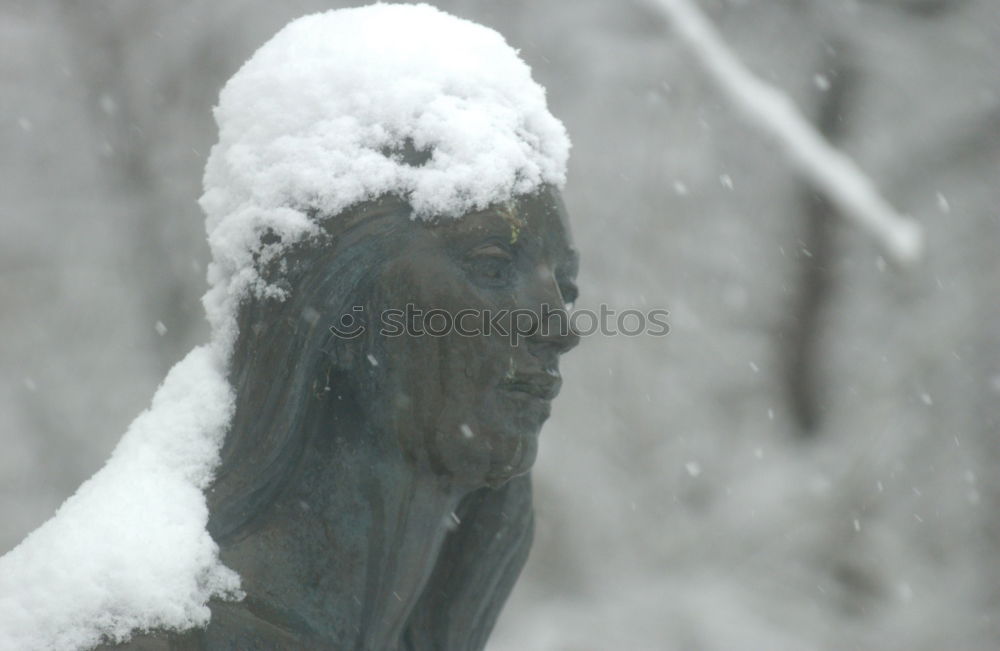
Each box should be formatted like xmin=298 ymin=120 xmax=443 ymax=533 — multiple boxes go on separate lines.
xmin=648 ymin=0 xmax=924 ymax=266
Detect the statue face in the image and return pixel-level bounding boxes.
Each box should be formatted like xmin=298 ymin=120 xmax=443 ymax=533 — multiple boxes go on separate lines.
xmin=358 ymin=187 xmax=579 ymax=486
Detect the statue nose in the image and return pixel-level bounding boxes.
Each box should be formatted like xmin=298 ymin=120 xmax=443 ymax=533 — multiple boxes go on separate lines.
xmin=550 ymin=318 xmax=581 ymax=353
xmin=524 ymin=267 xmax=580 ymax=353
xmin=530 ymin=264 xmax=571 ymax=309
xmin=525 ymin=315 xmax=580 ymax=360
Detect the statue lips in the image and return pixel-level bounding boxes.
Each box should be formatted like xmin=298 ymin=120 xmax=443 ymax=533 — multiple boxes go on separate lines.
xmin=500 ymin=371 xmax=562 ymax=401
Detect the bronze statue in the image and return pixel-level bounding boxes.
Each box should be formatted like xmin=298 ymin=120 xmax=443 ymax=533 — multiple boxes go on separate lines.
xmin=58 ymin=5 xmax=582 ymax=647
xmin=107 ymin=185 xmax=579 ymax=649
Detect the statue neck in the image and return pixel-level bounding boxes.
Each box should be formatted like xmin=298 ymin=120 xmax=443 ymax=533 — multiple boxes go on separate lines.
xmin=218 ymin=408 xmax=468 ymax=650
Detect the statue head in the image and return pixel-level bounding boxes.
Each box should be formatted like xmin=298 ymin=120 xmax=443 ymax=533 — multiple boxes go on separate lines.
xmin=207 ymin=182 xmax=579 ymax=542
xmin=197 ymin=5 xmax=578 ymax=545
xmin=345 ymin=187 xmax=581 ymax=476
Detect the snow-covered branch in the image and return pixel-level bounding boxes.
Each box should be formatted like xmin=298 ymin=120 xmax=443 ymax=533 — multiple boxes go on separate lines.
xmin=650 ymin=0 xmax=924 ymax=265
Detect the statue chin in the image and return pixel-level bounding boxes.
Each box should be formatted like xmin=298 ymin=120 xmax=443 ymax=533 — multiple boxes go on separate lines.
xmin=474 ymin=429 xmax=541 ymax=488
xmin=405 ymin=418 xmax=539 ymax=489
xmin=407 ymin=385 xmax=553 ymax=488
xmin=484 ymin=438 xmax=539 ymax=488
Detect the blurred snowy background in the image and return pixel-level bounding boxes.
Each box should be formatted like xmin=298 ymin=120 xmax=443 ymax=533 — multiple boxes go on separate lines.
xmin=1 ymin=0 xmax=998 ymax=649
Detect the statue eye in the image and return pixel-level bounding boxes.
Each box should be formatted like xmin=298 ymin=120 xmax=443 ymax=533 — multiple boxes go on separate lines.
xmin=466 ymin=243 xmax=514 ymax=285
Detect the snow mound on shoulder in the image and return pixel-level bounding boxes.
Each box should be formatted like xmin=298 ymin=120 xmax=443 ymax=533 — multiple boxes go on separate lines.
xmin=0 ymin=345 xmax=240 ymax=651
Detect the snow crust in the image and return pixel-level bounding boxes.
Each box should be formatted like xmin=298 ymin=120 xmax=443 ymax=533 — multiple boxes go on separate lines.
xmin=0 ymin=5 xmax=567 ymax=649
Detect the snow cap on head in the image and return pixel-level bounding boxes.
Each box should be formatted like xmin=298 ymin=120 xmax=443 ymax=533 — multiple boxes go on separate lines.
xmin=200 ymin=3 xmax=570 ymax=339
